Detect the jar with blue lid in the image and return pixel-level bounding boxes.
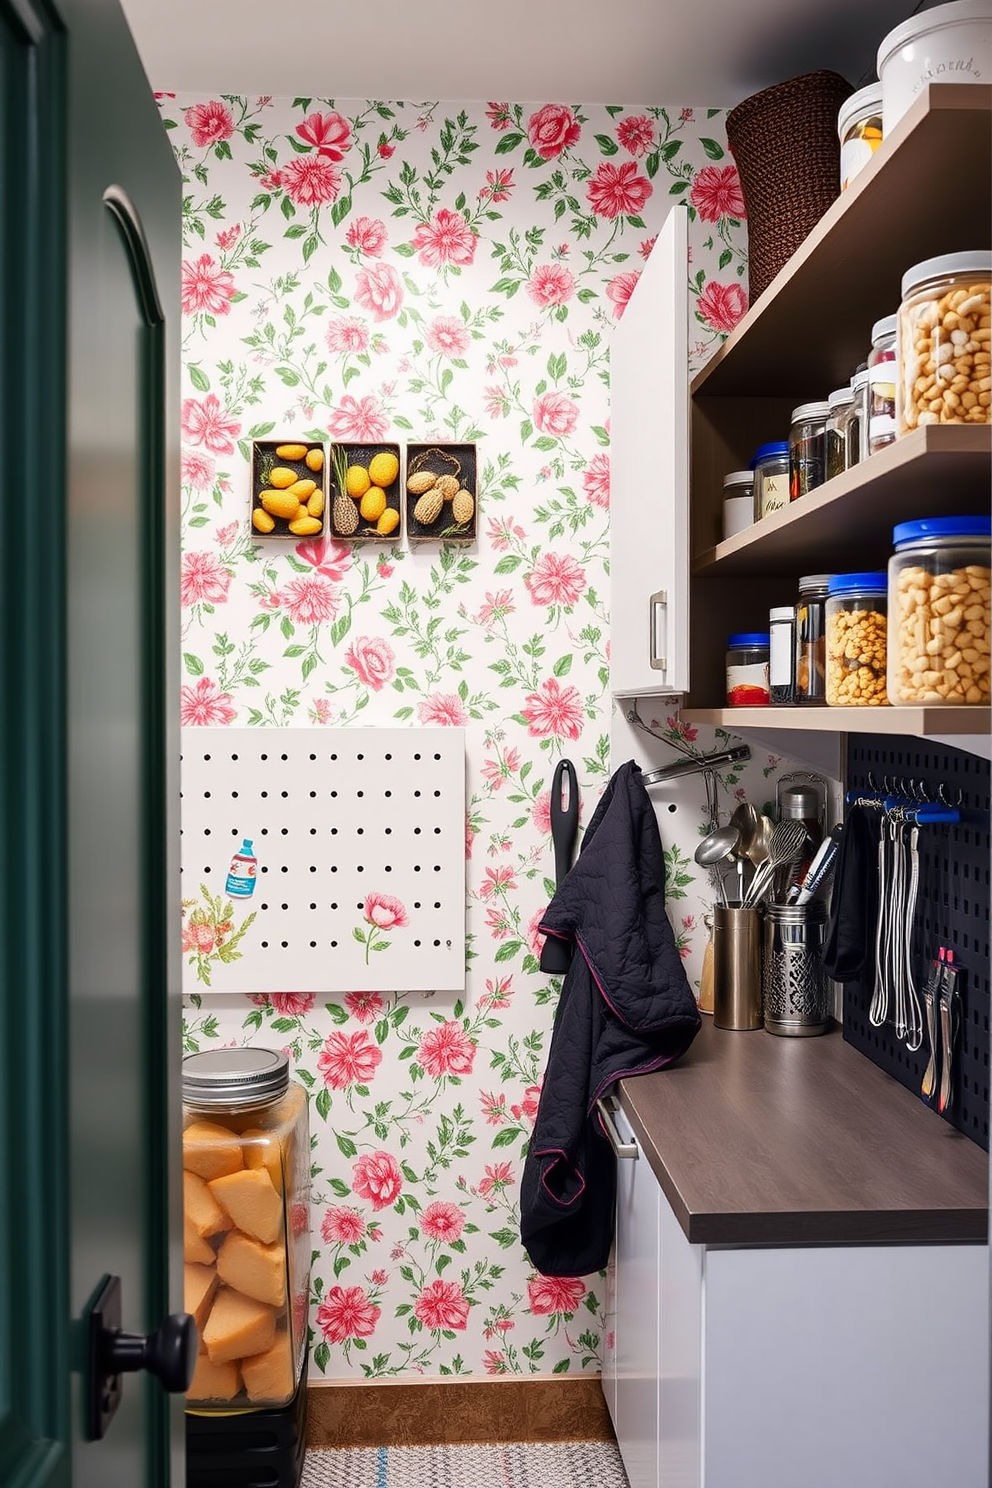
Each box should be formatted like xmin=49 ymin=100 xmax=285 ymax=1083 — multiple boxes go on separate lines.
xmin=726 ymin=632 xmax=770 ymax=706
xmin=751 ymin=441 xmax=789 ymax=520
xmin=825 ymin=573 xmax=889 ymax=706
xmin=888 ymin=516 xmax=991 ymax=706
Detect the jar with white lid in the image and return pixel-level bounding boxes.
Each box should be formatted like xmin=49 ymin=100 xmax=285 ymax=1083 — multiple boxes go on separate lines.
xmin=867 ymin=314 xmax=897 ymax=454
xmin=769 ymin=606 xmax=795 ymax=704
xmin=826 ymin=572 xmax=889 ymax=706
xmin=896 ymin=251 xmax=992 ymax=434
xmin=182 ymin=1047 xmax=311 ymax=1410
xmin=848 ymin=366 xmax=871 ymax=464
xmin=789 ymin=402 xmax=831 ymax=500
xmin=751 ymin=441 xmax=790 ymax=520
xmin=722 ymin=470 xmax=755 ymax=540
xmin=837 ymin=84 xmax=883 ymax=190
xmin=877 ymin=1 xmax=992 ymax=132
xmin=825 ymin=387 xmax=853 ymax=480
xmin=887 ymin=516 xmax=991 ymax=705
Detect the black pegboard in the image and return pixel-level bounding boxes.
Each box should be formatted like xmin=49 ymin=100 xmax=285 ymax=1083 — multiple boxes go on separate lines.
xmin=843 ymin=735 xmax=990 ymax=1152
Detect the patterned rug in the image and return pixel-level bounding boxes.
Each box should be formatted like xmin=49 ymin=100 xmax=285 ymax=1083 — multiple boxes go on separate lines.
xmin=301 ymin=1441 xmax=630 ymax=1488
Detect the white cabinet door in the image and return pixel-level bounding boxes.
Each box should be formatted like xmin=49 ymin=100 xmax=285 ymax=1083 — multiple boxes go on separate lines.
xmin=609 ymin=206 xmax=689 ymax=698
xmin=612 ymin=1104 xmax=661 ymax=1488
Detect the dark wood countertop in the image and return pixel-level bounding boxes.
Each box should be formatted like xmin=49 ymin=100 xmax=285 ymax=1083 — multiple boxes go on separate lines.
xmin=618 ymin=1019 xmax=988 ymax=1247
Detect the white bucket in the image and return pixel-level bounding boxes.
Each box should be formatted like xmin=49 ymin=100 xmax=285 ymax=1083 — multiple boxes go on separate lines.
xmin=877 ymin=0 xmax=992 ymax=131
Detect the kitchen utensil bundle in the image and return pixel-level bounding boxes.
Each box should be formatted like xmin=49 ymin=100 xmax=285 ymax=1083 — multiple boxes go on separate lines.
xmin=742 ymin=818 xmax=809 ymax=908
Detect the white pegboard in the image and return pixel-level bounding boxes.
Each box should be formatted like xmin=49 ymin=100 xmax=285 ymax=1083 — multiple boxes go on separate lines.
xmin=180 ymin=728 xmax=466 ymax=994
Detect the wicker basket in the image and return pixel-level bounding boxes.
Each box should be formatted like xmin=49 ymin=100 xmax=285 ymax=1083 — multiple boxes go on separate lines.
xmin=727 ymin=71 xmax=854 ymax=307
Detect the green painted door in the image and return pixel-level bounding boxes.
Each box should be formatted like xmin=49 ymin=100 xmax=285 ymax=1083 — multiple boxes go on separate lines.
xmin=0 ymin=1 xmax=182 ymax=1485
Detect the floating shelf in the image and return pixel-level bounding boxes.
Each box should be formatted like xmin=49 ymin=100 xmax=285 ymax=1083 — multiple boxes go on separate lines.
xmin=680 ymin=705 xmax=990 ymax=741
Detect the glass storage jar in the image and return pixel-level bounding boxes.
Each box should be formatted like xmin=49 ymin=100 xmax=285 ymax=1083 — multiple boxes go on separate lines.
xmin=751 ymin=441 xmax=790 ymax=520
xmin=867 ymin=314 xmax=897 ymax=454
xmin=838 ymin=84 xmax=883 ymax=191
xmin=182 ymin=1048 xmax=311 ymax=1411
xmin=887 ymin=516 xmax=991 ymax=705
xmin=722 ymin=470 xmax=755 ymax=540
xmin=726 ymin=632 xmax=770 ymax=706
xmin=897 ymin=251 xmax=992 ymax=434
xmin=789 ymin=402 xmax=831 ymax=499
xmin=794 ymin=574 xmax=832 ymax=704
xmin=769 ymin=606 xmax=795 ymax=704
xmin=847 ymin=366 xmax=871 ymax=464
xmin=826 ymin=572 xmax=889 ymax=706
xmin=825 ymin=386 xmax=854 ymax=481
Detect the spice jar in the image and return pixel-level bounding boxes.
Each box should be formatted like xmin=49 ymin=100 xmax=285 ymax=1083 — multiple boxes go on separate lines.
xmin=769 ymin=606 xmax=795 ymax=704
xmin=838 ymin=84 xmax=883 ymax=191
xmin=726 ymin=632 xmax=770 ymax=706
xmin=867 ymin=315 xmax=897 ymax=454
xmin=182 ymin=1048 xmax=311 ymax=1410
xmin=751 ymin=441 xmax=790 ymax=520
xmin=722 ymin=470 xmax=755 ymax=540
xmin=826 ymin=572 xmax=889 ymax=706
xmin=789 ymin=402 xmax=831 ymax=499
xmin=825 ymin=387 xmax=854 ymax=481
xmin=794 ymin=574 xmax=832 ymax=704
xmin=897 ymin=252 xmax=992 ymax=433
xmin=887 ymin=516 xmax=991 ymax=706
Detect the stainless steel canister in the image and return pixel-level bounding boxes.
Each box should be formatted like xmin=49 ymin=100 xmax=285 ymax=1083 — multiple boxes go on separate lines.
xmin=762 ymin=901 xmax=831 ymax=1036
xmin=712 ymin=905 xmax=763 ymax=1031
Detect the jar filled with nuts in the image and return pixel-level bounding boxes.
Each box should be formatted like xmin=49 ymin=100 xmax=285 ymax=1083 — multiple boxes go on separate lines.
xmin=887 ymin=516 xmax=991 ymax=706
xmin=897 ymin=252 xmax=992 ymax=434
xmin=825 ymin=573 xmax=889 ymax=707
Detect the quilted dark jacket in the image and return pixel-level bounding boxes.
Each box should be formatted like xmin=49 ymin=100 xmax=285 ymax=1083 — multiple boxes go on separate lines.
xmin=520 ymin=759 xmax=700 ymax=1277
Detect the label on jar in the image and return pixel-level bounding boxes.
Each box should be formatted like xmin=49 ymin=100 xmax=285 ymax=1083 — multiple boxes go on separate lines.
xmin=840 ymin=136 xmax=874 ymax=191
xmin=726 ymin=660 xmax=770 ymax=706
xmin=758 ymin=473 xmax=788 ymax=518
xmin=769 ymin=623 xmax=793 ymax=688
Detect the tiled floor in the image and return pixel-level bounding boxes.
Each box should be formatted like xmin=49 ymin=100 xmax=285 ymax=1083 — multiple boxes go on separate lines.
xmin=301 ymin=1440 xmax=630 ymax=1488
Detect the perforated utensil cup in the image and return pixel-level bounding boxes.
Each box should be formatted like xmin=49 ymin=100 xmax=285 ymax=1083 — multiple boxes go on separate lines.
xmin=763 ymin=901 xmax=831 ymax=1036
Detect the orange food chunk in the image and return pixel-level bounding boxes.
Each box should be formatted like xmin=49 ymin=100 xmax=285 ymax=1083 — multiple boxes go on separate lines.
xmin=185 ymin=1171 xmax=229 ymax=1239
xmin=216 ymin=1231 xmax=286 ymax=1309
xmin=182 ymin=1120 xmax=244 ymax=1181
xmin=202 ymin=1288 xmax=276 ymax=1366
xmin=209 ymin=1167 xmax=282 ymax=1245
xmin=242 ymin=1332 xmax=295 ymax=1404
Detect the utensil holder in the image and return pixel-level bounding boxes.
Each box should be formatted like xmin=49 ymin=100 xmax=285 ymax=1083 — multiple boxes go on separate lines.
xmin=713 ymin=905 xmax=763 ymax=1030
xmin=763 ymin=900 xmax=830 ymax=1036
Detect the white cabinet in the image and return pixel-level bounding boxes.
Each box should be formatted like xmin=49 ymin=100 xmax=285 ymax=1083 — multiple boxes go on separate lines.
xmin=609 ymin=206 xmax=688 ymax=699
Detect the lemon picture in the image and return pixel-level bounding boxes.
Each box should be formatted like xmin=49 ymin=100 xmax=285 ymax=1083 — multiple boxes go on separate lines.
xmin=368 ymin=450 xmax=399 ymax=488
xmin=345 ymin=464 xmax=371 ymax=499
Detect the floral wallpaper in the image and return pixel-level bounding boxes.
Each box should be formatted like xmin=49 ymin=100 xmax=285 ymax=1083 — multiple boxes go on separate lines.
xmin=165 ymin=92 xmax=779 ymax=1381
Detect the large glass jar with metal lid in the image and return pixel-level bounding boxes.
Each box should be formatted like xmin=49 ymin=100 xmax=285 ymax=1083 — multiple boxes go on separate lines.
xmin=826 ymin=572 xmax=889 ymax=707
xmin=825 ymin=386 xmax=853 ymax=480
xmin=789 ymin=402 xmax=831 ymax=499
xmin=897 ymin=251 xmax=992 ymax=434
xmin=887 ymin=516 xmax=991 ymax=706
xmin=794 ymin=574 xmax=832 ymax=704
xmin=182 ymin=1048 xmax=311 ymax=1410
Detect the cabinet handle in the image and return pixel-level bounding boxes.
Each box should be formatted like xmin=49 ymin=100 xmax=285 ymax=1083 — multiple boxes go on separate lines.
xmin=596 ymin=1097 xmax=638 ymax=1159
xmin=648 ymin=590 xmax=667 ymax=672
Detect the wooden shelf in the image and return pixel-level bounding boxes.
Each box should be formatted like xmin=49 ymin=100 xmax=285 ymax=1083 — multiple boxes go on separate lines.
xmin=692 ymin=425 xmax=992 ymax=576
xmin=691 ymin=84 xmax=992 ymax=399
xmin=681 ymin=705 xmax=990 ymax=740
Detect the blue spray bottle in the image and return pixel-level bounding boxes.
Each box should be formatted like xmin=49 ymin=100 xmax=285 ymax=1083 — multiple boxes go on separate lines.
xmin=225 ymin=839 xmax=257 ymax=898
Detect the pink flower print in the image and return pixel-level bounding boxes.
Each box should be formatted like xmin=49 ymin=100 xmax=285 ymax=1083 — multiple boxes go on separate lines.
xmin=484 ymin=976 xmax=514 ymax=1009
xmin=281 ymin=575 xmax=339 ymax=625
xmin=295 ymin=536 xmax=352 ymax=582
xmin=321 ymin=1206 xmax=367 ymax=1245
xmin=344 ymin=990 xmax=385 ymax=1024
xmin=524 ymin=551 xmax=587 ymax=608
xmin=257 ymin=168 xmax=282 ymax=193
xmin=215 ymin=522 xmax=239 ymax=548
xmin=296 ymin=110 xmax=351 ymax=160
xmin=215 ymin=224 xmax=241 ymax=250
xmin=181 ymin=254 xmax=236 ymax=316
xmin=183 ymin=920 xmax=215 ymax=954
xmin=527 ymin=103 xmax=581 ymax=159
xmin=180 ymin=551 xmax=231 ymax=608
xmin=417 ymin=693 xmax=469 ymax=728
xmin=280 ymin=155 xmax=342 ymax=207
xmin=180 ymin=451 xmax=215 ymax=491
xmin=181 ymin=394 xmax=241 ymax=455
xmin=616 ymin=114 xmax=655 ymax=157
xmin=180 ymin=677 xmax=236 ymax=727
xmin=414 ymin=1279 xmax=470 ymax=1332
xmin=606 ymin=270 xmax=642 ymax=320
xmin=526 ymin=909 xmax=547 ymax=959
xmin=316 ymin=1285 xmax=381 ymax=1344
xmin=481 ymin=167 xmax=515 ymax=202
xmin=484 ymin=1351 xmax=509 ymax=1374
xmin=485 ymin=907 xmax=512 ymax=940
xmin=533 ymin=391 xmax=579 ymax=438
xmin=697 ymin=280 xmax=748 ymax=333
xmin=185 ymin=99 xmax=234 ymax=149
xmin=690 ymin=164 xmax=746 ymax=222
xmin=370 ymin=1269 xmax=388 ymax=1285
xmin=377 ymin=138 xmax=395 ymax=159
xmin=327 ymin=399 xmax=392 ymax=453
xmin=326 ymin=316 xmax=371 ymax=354
xmin=481 ymin=1090 xmax=508 ymax=1125
xmin=480 ymin=865 xmax=517 ymax=900
xmin=425 ymin=316 xmax=471 ymax=358
xmin=417 ymin=1020 xmax=476 ymax=1078
xmin=512 ymin=1083 xmax=542 ymax=1124
xmin=486 ymin=515 xmax=525 ymax=551
xmin=639 ymin=236 xmax=657 ymax=260
xmin=354 ymin=262 xmax=404 ymax=321
xmin=527 ymin=1275 xmax=586 ymax=1316
xmin=484 ymin=387 xmax=510 ymax=419
xmin=345 ymin=636 xmax=396 ymax=691
xmin=587 ymin=160 xmax=652 ymax=219
xmin=270 ymin=992 xmax=314 ymax=1016
xmin=419 ymin=1202 xmax=466 ymax=1244
xmin=486 ymin=102 xmax=512 ymax=130
xmin=480 ymin=745 xmax=519 ymax=790
xmin=583 ymin=452 xmax=610 ymax=510
xmin=532 ymin=790 xmax=552 ymax=835
xmin=345 ymin=215 xmax=387 ymax=256
xmin=521 ymin=677 xmax=585 ymax=740
xmin=526 ymin=263 xmax=575 ymax=309
xmin=476 ymin=589 xmax=515 ymax=627
xmin=352 ymin=1151 xmax=403 ymax=1211
xmin=410 ymin=208 xmax=478 ymax=269
xmin=478 ymin=1161 xmax=514 ymax=1196
xmin=364 ymin=892 xmax=408 ymax=931
xmin=317 ymin=1030 xmax=383 ymax=1091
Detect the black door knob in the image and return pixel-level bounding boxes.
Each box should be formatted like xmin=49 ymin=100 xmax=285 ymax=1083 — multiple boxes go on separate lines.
xmin=105 ymin=1309 xmax=198 ymax=1393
